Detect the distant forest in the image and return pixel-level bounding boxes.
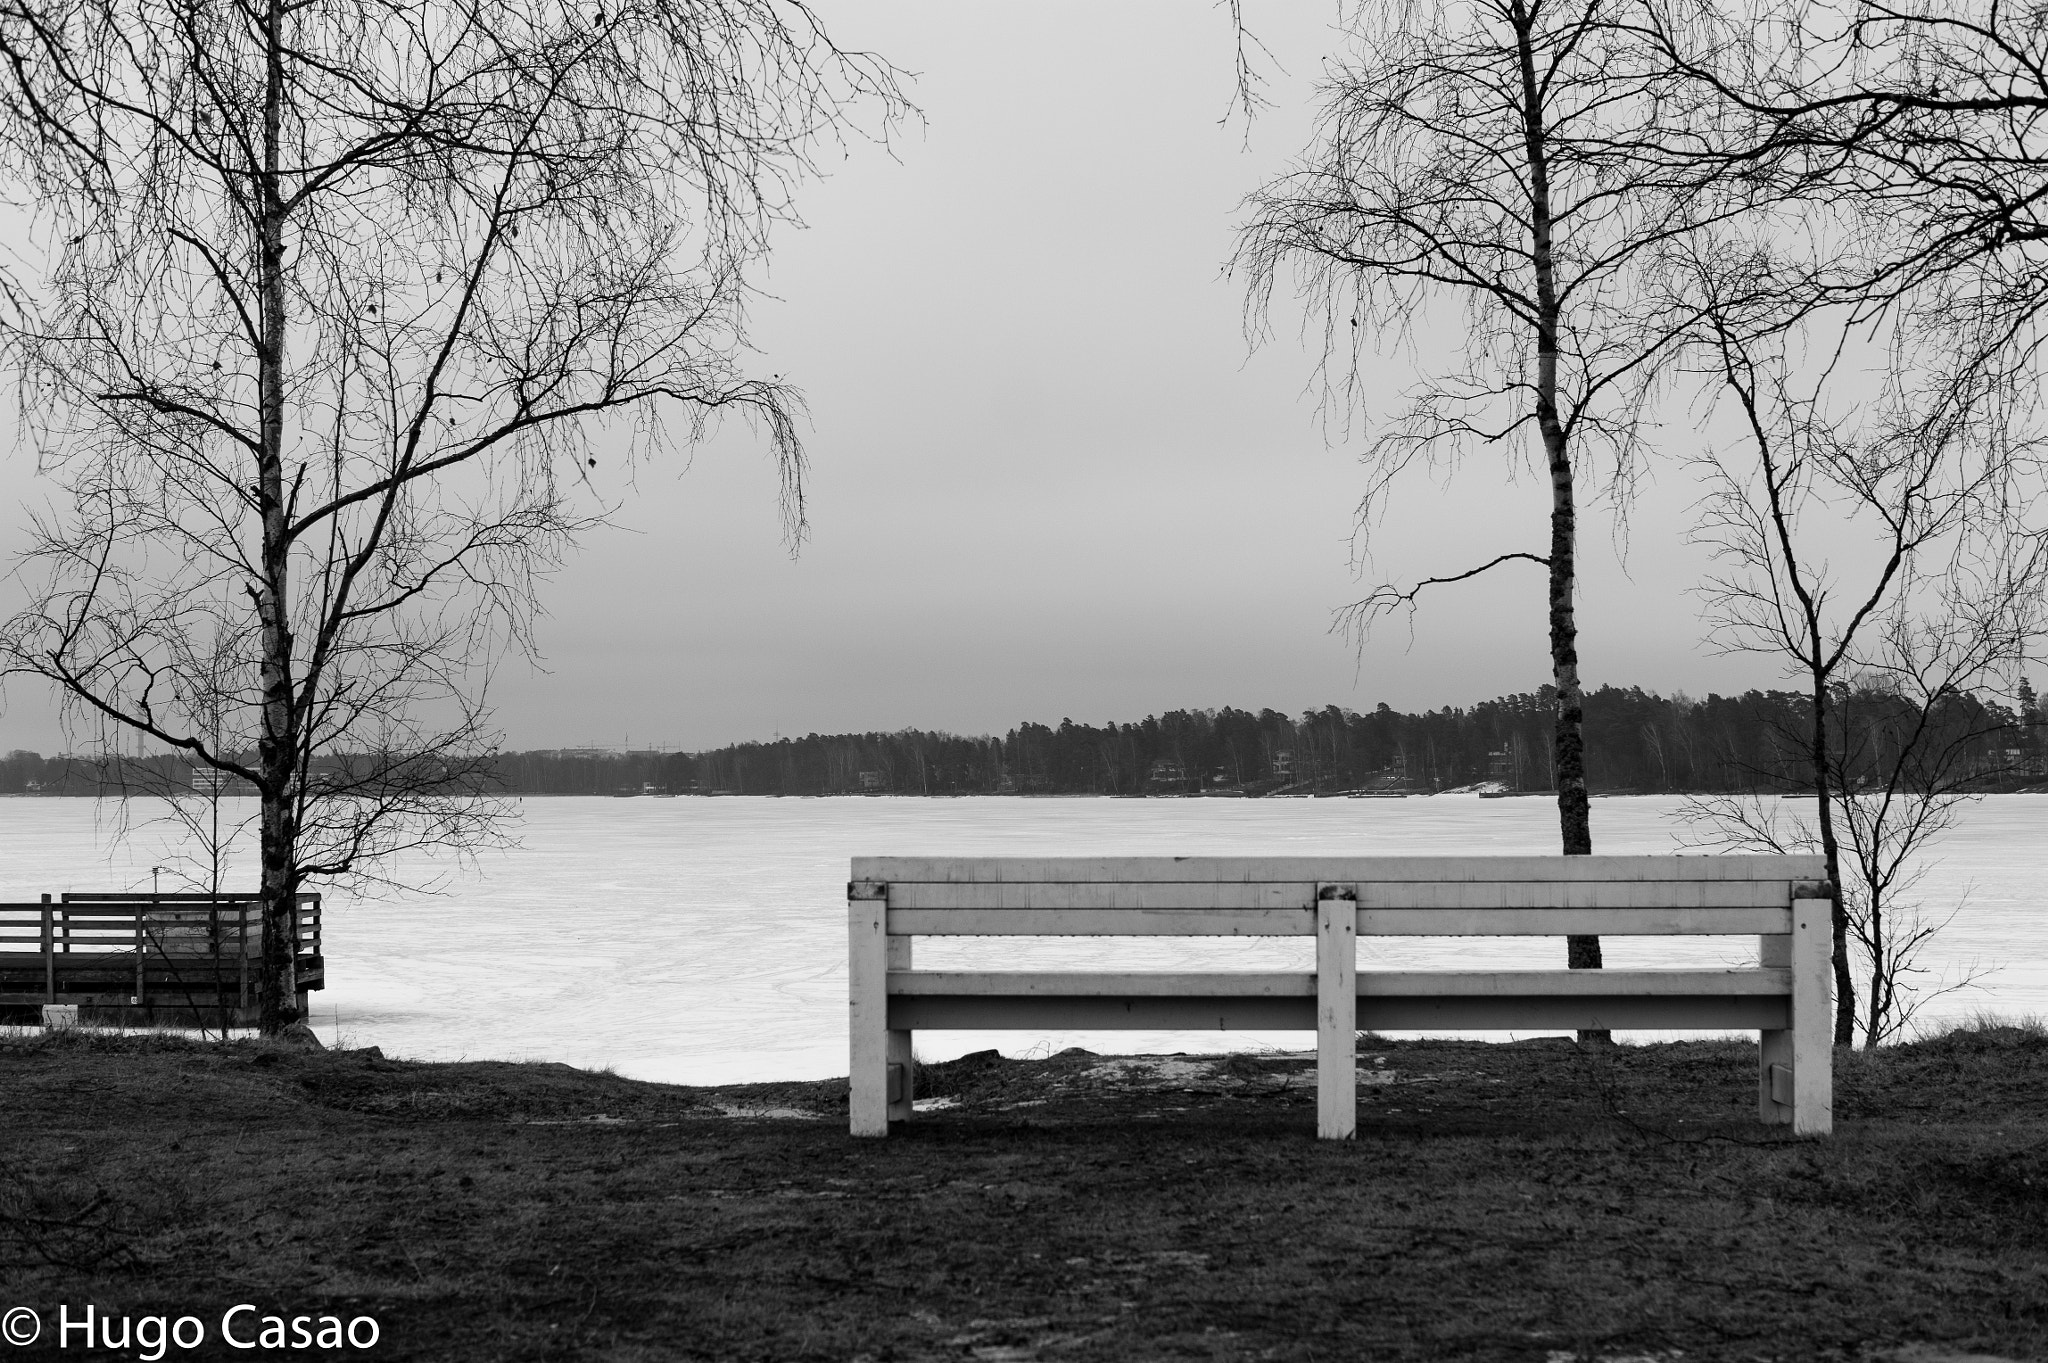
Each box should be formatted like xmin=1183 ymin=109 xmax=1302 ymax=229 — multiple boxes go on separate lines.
xmin=482 ymin=682 xmax=2047 ymax=797
xmin=4 ymin=682 xmax=2042 ymax=799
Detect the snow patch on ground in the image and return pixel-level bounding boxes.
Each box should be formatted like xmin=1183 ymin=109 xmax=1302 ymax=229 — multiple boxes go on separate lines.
xmin=1079 ymin=1056 xmax=1402 ymax=1090
xmin=1079 ymin=1057 xmax=1218 ymax=1086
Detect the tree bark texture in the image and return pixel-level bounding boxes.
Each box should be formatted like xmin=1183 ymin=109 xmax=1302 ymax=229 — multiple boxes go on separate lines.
xmin=1512 ymin=0 xmax=1602 ymax=975
xmin=257 ymin=0 xmax=299 ymax=1033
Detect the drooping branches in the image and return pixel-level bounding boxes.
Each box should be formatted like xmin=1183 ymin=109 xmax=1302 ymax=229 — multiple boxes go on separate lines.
xmin=1647 ymin=0 xmax=2048 ymax=402
xmin=0 ymin=0 xmax=908 ymax=1030
xmin=1238 ymin=0 xmax=1774 ymax=983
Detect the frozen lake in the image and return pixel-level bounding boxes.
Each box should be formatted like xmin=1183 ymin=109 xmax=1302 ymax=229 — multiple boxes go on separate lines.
xmin=2 ymin=794 xmax=2042 ymax=1083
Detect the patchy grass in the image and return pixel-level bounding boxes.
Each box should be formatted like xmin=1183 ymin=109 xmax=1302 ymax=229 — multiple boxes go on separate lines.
xmin=1 ymin=1027 xmax=2044 ymax=1362
xmin=1918 ymin=1010 xmax=2048 ymax=1044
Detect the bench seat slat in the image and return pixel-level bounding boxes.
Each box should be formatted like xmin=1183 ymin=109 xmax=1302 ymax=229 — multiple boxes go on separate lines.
xmin=1358 ymin=993 xmax=1791 ymax=1030
xmin=884 ymin=882 xmax=1316 ymax=910
xmin=888 ymin=908 xmax=1315 ymax=936
xmin=1355 ymin=880 xmax=1798 ymax=909
xmin=889 ymin=995 xmax=1322 ymax=1030
xmin=885 ymin=905 xmax=1793 ymax=936
xmin=890 ymin=971 xmax=1315 ymax=997
xmin=1360 ymin=968 xmax=1789 ymax=996
xmin=888 ymin=967 xmax=1788 ymax=998
xmin=883 ymin=880 xmax=1799 ymax=912
xmin=856 ymin=853 xmax=1827 ymax=884
xmin=887 ymin=993 xmax=1792 ymax=1031
xmin=1361 ymin=906 xmax=1792 ymax=936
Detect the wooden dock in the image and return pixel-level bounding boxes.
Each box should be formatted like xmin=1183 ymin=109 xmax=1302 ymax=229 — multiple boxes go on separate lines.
xmin=0 ymin=893 xmax=324 ymax=1025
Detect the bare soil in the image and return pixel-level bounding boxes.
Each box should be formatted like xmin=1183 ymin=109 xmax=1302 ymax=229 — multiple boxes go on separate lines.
xmin=1 ymin=1027 xmax=2044 ymax=1362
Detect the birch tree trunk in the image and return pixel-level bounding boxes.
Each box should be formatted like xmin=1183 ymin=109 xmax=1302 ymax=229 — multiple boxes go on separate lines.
xmin=1513 ymin=0 xmax=1603 ymax=973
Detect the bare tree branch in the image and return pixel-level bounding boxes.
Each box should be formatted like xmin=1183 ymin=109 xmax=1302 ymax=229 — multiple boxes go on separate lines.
xmin=1336 ymin=550 xmax=1553 ymax=639
xmin=0 ymin=0 xmax=911 ymax=1032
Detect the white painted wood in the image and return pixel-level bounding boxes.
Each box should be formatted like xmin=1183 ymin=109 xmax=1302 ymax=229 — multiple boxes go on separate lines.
xmin=847 ymin=883 xmax=891 ymax=1137
xmin=888 ymin=908 xmax=1315 ymax=936
xmin=1355 ymin=968 xmax=1790 ymax=997
xmin=1355 ymin=880 xmax=1796 ymax=910
xmin=885 ymin=882 xmax=1315 ymax=911
xmin=855 ymin=853 xmax=1826 ymax=884
xmin=1359 ymin=906 xmax=1792 ymax=937
xmin=1789 ymin=898 xmax=1834 ymax=1134
xmin=886 ymin=934 xmax=913 ymax=1123
xmin=890 ymin=993 xmax=1788 ymax=1032
xmin=848 ymin=853 xmax=1832 ymax=1141
xmin=1357 ymin=994 xmax=1791 ymax=1030
xmin=1317 ymin=887 xmax=1357 ymax=1140
xmin=890 ymin=995 xmax=1319 ymax=1031
xmin=889 ymin=970 xmax=1315 ymax=997
xmin=889 ymin=903 xmax=1790 ymax=936
xmin=1757 ymin=932 xmax=1793 ymax=1124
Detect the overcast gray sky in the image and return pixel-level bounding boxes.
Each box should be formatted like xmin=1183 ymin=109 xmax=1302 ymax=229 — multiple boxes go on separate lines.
xmin=1 ymin=2 xmax=1786 ymax=754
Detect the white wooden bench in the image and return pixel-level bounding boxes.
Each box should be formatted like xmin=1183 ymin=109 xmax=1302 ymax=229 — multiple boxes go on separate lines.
xmin=848 ymin=854 xmax=1832 ymax=1139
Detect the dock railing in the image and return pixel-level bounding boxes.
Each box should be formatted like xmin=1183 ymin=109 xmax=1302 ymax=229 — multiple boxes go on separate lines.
xmin=0 ymin=892 xmax=323 ymax=1022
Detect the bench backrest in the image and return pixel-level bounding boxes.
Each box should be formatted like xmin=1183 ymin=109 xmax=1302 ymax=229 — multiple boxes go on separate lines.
xmin=853 ymin=854 xmax=1830 ymax=937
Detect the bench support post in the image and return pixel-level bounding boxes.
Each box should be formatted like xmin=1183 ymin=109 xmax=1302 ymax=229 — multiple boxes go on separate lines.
xmin=1788 ymin=896 xmax=1833 ymax=1134
xmin=1316 ymin=885 xmax=1357 ymax=1140
xmin=886 ymin=934 xmax=914 ymax=1123
xmin=1759 ymin=898 xmax=1833 ymax=1134
xmin=849 ymin=880 xmax=893 ymax=1136
xmin=1757 ymin=929 xmax=1791 ymax=1125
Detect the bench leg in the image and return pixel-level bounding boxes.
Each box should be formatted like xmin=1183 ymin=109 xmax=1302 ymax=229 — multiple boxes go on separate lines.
xmin=887 ymin=935 xmax=914 ymax=1123
xmin=1759 ymin=902 xmax=1834 ymax=1134
xmin=1757 ymin=932 xmax=1792 ymax=1125
xmin=1317 ymin=886 xmax=1357 ymax=1140
xmin=1758 ymin=1027 xmax=1794 ymax=1124
xmin=849 ymin=882 xmax=891 ymax=1136
xmin=1788 ymin=897 xmax=1833 ymax=1134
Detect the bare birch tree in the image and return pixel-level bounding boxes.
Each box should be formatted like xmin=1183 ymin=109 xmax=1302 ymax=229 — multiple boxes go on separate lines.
xmin=1236 ymin=0 xmax=1765 ymax=982
xmin=0 ymin=0 xmax=905 ymax=1032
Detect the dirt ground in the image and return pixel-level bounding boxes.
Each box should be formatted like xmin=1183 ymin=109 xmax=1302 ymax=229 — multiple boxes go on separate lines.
xmin=1 ymin=1026 xmax=2044 ymax=1362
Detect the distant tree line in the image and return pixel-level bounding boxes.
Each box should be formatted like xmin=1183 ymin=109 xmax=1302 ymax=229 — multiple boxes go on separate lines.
xmin=499 ymin=681 xmax=2046 ymax=797
xmin=4 ymin=680 xmax=2037 ymax=799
